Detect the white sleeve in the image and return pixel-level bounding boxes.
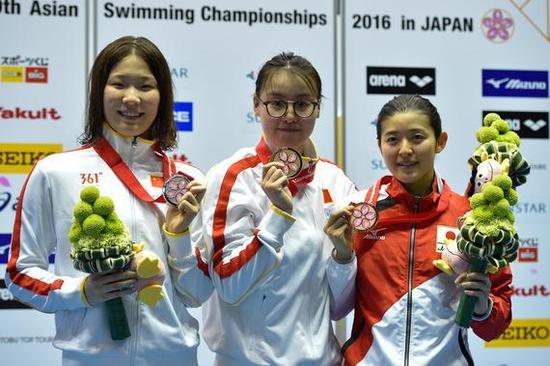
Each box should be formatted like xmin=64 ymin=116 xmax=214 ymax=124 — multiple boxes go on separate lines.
xmin=322 ymin=165 xmax=359 ymax=319
xmin=166 ymin=213 xmax=214 ymax=307
xmin=4 ymin=164 xmax=86 ymax=313
xmin=166 ymin=165 xmax=214 ymax=307
xmin=202 ymin=163 xmax=294 ymax=305
xmin=327 ymin=254 xmax=356 ymax=320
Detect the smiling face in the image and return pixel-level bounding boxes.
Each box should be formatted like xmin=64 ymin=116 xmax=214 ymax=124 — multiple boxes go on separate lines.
xmin=253 ymin=70 xmax=319 ymax=153
xmin=103 ymin=54 xmax=160 ymax=139
xmin=379 ymin=111 xmax=447 ymax=196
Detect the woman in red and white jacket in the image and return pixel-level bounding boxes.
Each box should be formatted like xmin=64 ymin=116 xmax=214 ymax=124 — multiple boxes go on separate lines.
xmin=193 ymin=52 xmax=358 ymax=366
xmin=325 ymin=95 xmax=512 ymax=366
xmin=4 ymin=36 xmax=209 ymax=366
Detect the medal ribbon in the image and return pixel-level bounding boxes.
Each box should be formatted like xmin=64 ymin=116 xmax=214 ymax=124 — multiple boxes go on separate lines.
xmin=93 ymin=136 xmax=175 ymax=203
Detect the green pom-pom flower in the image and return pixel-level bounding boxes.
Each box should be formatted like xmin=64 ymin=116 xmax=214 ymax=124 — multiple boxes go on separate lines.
xmin=472 ymin=205 xmax=493 ymax=222
xmin=482 ymin=183 xmax=504 ymax=203
xmin=105 ymin=219 xmax=125 ymax=235
xmin=492 ymin=119 xmax=509 ymax=134
xmin=506 ymin=210 xmax=515 ymax=223
xmin=82 ymin=214 xmax=106 ymax=237
xmin=80 ymin=186 xmax=100 ymax=204
xmin=498 ymin=131 xmax=520 ymax=147
xmin=476 ymin=126 xmax=499 ymax=143
xmin=492 ymin=199 xmax=511 ymax=218
xmin=469 ymin=193 xmax=486 ymax=208
xmin=492 ymin=174 xmax=513 ymax=191
xmin=504 ymin=188 xmax=519 ymax=206
xmin=483 ymin=113 xmax=501 ymax=127
xmin=68 ymin=221 xmax=83 ymax=243
xmin=73 ymin=201 xmax=93 ymax=223
xmin=93 ymin=196 xmax=115 ymax=217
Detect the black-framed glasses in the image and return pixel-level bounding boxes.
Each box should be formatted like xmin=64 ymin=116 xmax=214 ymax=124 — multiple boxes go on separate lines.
xmin=256 ymin=96 xmax=319 ymax=118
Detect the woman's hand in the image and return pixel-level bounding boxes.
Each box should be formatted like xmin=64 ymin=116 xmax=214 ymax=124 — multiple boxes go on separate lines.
xmin=84 ymin=270 xmax=137 ymax=306
xmin=455 ymin=271 xmax=492 ymax=316
xmin=261 ymin=162 xmax=293 ymax=214
xmin=324 ymin=206 xmax=354 ymax=262
xmin=165 ymin=180 xmax=206 ymax=234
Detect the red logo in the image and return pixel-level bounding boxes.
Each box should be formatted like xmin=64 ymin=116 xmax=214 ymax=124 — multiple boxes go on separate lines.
xmin=519 ymin=247 xmax=538 ymax=262
xmin=512 ymin=285 xmax=550 ymax=297
xmin=0 ymin=106 xmax=61 ymax=120
xmin=25 ymin=67 xmax=48 ymax=83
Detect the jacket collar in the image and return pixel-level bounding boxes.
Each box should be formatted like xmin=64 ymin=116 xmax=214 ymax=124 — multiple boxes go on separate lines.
xmin=102 ymin=123 xmax=159 ymax=165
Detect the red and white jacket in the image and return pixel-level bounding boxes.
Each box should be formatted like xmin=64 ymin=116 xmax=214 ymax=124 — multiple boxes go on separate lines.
xmin=342 ymin=174 xmax=512 ymax=366
xmin=4 ymin=126 xmax=207 ymax=366
xmin=197 ymin=138 xmax=357 ymax=366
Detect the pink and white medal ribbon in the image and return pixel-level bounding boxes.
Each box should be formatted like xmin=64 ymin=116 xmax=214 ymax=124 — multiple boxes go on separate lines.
xmin=350 ymin=202 xmax=378 ymax=231
xmin=270 ymin=147 xmax=303 ymax=178
xmin=162 ymin=175 xmax=191 ymax=206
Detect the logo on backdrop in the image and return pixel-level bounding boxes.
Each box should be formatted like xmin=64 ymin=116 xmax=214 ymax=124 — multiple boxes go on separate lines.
xmin=518 ymin=237 xmax=539 ymax=262
xmin=0 ymin=278 xmax=32 ymax=310
xmin=371 ymin=159 xmax=387 ymax=171
xmin=0 ymin=143 xmax=62 ymax=174
xmin=482 ymin=69 xmax=549 ymax=98
xmin=170 ymin=67 xmax=189 ymax=80
xmin=482 ymin=111 xmax=549 ymax=139
xmin=1 ymin=55 xmax=49 ymax=83
xmin=366 ymin=67 xmax=436 ymax=95
xmin=512 ymin=202 xmax=547 ymax=215
xmin=486 ymin=318 xmax=550 ymax=347
xmin=482 ymin=9 xmax=514 ymax=43
xmin=173 ymin=102 xmax=193 ymax=132
xmin=511 ymin=284 xmax=549 ymax=297
xmin=0 ymin=106 xmax=61 ymax=120
xmin=246 ymin=70 xmax=255 ymax=81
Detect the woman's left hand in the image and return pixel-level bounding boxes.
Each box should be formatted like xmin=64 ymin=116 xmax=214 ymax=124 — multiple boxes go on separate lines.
xmin=165 ymin=180 xmax=206 ymax=234
xmin=455 ymin=271 xmax=492 ymax=316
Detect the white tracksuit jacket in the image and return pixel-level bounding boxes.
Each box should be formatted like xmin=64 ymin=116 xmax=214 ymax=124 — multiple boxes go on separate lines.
xmin=4 ymin=126 xmax=210 ymax=366
xmin=193 ymin=138 xmax=357 ymax=366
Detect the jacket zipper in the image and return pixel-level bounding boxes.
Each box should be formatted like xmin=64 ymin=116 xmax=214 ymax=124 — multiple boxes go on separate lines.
xmin=404 ymin=196 xmax=420 ymax=366
xmin=129 ymin=136 xmax=139 ymax=366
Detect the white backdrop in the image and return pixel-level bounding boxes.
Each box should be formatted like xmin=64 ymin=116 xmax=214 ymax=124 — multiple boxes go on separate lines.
xmin=1 ymin=0 xmax=549 ymax=365
xmin=343 ymin=0 xmax=550 ymax=364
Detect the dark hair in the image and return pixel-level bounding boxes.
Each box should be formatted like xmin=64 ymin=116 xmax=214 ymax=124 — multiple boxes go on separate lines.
xmin=376 ymin=94 xmax=442 ymax=142
xmin=79 ymin=36 xmax=177 ymax=150
xmin=255 ymin=52 xmax=322 ymax=100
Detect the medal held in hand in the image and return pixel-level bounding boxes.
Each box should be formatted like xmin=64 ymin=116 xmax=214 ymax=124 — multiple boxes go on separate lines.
xmin=350 ymin=202 xmax=378 ymax=231
xmin=270 ymin=147 xmax=303 ymax=178
xmin=163 ymin=174 xmax=191 ymax=206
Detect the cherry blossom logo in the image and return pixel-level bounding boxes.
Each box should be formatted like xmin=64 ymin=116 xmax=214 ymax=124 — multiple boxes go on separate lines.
xmin=482 ymin=9 xmax=514 ymax=43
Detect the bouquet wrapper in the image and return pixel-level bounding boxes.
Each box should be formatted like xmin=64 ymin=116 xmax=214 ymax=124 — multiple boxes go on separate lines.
xmin=455 ymin=257 xmax=488 ymax=328
xmin=72 ymin=244 xmax=135 ymax=341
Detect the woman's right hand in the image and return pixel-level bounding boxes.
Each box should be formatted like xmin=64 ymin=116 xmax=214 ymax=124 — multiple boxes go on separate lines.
xmin=261 ymin=162 xmax=293 ymax=214
xmin=324 ymin=206 xmax=354 ymax=262
xmin=84 ymin=270 xmax=137 ymax=306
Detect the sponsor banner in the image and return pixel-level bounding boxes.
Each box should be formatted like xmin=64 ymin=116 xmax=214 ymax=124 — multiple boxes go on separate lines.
xmin=0 ymin=143 xmax=62 ymax=174
xmin=366 ymin=66 xmax=436 ymax=95
xmin=486 ymin=318 xmax=550 ymax=347
xmin=482 ymin=111 xmax=548 ymax=139
xmin=482 ymin=69 xmax=549 ymax=98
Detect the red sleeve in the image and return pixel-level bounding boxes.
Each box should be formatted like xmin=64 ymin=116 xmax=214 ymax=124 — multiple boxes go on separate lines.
xmin=471 ymin=265 xmax=513 ymax=341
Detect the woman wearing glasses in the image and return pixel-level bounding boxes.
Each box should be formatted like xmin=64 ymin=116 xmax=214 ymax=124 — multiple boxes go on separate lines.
xmin=194 ymin=52 xmax=357 ymax=365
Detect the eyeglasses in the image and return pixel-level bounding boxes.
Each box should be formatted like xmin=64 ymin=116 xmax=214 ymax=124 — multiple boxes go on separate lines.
xmin=256 ymin=96 xmax=319 ymax=118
